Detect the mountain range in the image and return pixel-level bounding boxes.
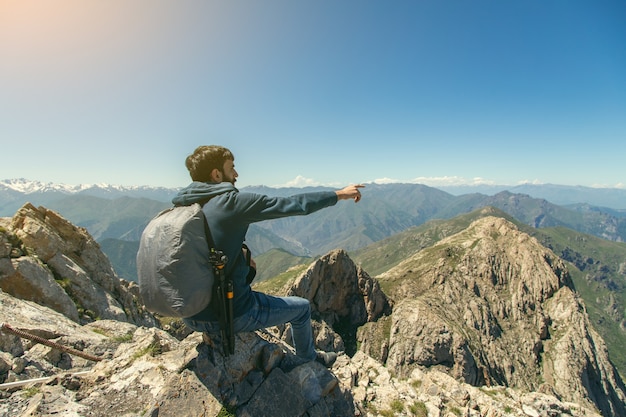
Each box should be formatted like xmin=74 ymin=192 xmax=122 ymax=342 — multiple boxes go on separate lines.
xmin=2 ymin=179 xmax=625 ymax=275
xmin=2 ymin=180 xmax=625 ymax=249
xmin=3 ymin=178 xmax=626 ymax=210
xmin=2 ymin=178 xmax=626 ymax=379
xmin=2 ymin=177 xmax=625 ymax=249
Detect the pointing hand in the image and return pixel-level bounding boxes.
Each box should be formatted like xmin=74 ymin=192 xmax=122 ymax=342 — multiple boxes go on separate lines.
xmin=336 ymin=184 xmax=365 ymax=203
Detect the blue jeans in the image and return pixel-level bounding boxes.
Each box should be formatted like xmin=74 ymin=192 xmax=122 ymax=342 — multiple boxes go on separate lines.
xmin=183 ymin=291 xmax=316 ymax=361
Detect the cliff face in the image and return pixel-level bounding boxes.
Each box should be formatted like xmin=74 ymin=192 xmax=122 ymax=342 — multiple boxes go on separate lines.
xmin=1 ymin=203 xmax=156 ymax=327
xmin=1 ymin=205 xmax=624 ymax=416
xmin=359 ymin=215 xmax=626 ymax=416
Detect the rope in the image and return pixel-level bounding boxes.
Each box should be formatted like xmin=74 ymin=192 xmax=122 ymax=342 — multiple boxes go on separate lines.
xmin=255 ymin=328 xmax=296 ymax=354
xmin=0 ymin=371 xmax=92 ymax=390
xmin=0 ymin=323 xmax=102 ymax=362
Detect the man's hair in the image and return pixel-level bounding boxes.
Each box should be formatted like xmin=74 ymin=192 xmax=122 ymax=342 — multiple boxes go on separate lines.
xmin=185 ymin=145 xmax=234 ymax=182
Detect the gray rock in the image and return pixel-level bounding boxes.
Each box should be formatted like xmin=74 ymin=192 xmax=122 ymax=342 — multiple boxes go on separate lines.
xmin=4 ymin=203 xmax=157 ymax=327
xmin=0 ymin=256 xmax=79 ymax=321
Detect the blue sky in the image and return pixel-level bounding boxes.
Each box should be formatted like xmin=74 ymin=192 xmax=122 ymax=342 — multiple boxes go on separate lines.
xmin=1 ymin=0 xmax=625 ymax=189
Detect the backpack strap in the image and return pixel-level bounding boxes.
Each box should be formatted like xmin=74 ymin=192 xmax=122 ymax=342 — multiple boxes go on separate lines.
xmin=242 ymin=243 xmax=256 ymax=284
xmin=201 ymin=211 xmax=218 ymax=253
xmin=198 ymin=203 xmax=235 ymax=356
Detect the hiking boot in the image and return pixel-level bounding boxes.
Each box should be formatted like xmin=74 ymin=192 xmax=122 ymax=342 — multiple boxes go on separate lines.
xmin=315 ymin=350 xmax=338 ymax=368
xmin=279 ymin=354 xmax=310 ymax=373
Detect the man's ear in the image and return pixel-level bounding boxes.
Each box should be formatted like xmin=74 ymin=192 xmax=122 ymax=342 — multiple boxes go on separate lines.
xmin=210 ymin=168 xmax=222 ymax=182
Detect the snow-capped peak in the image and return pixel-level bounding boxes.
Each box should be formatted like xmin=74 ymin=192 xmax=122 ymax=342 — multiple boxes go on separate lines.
xmin=0 ymin=178 xmax=169 ymax=194
xmin=1 ymin=178 xmax=78 ymax=194
xmin=0 ymin=178 xmax=180 ymax=204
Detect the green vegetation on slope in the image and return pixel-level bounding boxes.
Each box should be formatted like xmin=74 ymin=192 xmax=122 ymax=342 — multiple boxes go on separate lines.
xmin=252 ymin=248 xmax=313 ymax=283
xmin=252 ymin=264 xmax=310 ymax=295
xmin=350 ymin=208 xmax=626 ymax=379
xmin=349 ymin=207 xmax=519 ymax=276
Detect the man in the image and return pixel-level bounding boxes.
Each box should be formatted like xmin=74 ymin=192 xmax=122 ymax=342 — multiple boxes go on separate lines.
xmin=173 ymin=145 xmax=364 ymax=367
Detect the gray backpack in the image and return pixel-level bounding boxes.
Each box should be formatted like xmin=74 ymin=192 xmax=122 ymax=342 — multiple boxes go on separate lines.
xmin=137 ymin=203 xmax=216 ymax=318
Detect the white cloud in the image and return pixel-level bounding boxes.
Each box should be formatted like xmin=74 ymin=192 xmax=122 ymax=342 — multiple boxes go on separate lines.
xmin=275 ymin=175 xmax=322 ymax=188
xmin=590 ymin=182 xmax=626 ymax=189
xmin=371 ymin=177 xmax=402 ymax=184
xmin=516 ymin=179 xmax=546 ymax=185
xmin=274 ymin=176 xmax=626 ymax=190
xmin=424 ymin=176 xmax=492 ymax=186
xmin=370 ymin=176 xmax=499 ymax=187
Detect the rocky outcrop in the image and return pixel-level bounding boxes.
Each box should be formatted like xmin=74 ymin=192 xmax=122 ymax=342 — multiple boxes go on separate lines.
xmin=290 ymin=250 xmax=392 ymax=324
xmin=1 ymin=203 xmax=156 ymax=327
xmin=287 ymin=249 xmax=392 ymax=354
xmin=360 ymin=216 xmax=626 ymax=416
xmin=0 ymin=290 xmax=354 ymax=416
xmin=0 ymin=292 xmax=604 ymax=417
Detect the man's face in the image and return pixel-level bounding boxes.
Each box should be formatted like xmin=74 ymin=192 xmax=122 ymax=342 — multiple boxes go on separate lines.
xmin=221 ymin=159 xmax=238 ymax=184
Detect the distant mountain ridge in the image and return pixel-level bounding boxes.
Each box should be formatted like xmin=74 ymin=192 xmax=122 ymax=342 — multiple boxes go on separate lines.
xmin=0 ymin=178 xmax=178 ymax=195
xmin=3 ymin=178 xmax=626 ymax=208
xmin=3 ymin=178 xmax=626 ymax=286
xmin=0 ymin=178 xmax=179 ymax=215
xmin=3 ymin=179 xmax=626 ymax=255
xmin=439 ymin=183 xmax=626 ymax=209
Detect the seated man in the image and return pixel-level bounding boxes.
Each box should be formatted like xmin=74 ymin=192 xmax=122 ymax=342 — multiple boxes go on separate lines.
xmin=174 ymin=145 xmax=364 ymax=367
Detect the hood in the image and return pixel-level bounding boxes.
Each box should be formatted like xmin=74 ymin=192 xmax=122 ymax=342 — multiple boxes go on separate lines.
xmin=171 ymin=181 xmax=237 ymax=206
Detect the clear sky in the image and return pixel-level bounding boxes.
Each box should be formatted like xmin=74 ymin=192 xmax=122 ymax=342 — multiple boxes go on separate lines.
xmin=1 ymin=0 xmax=625 ymax=189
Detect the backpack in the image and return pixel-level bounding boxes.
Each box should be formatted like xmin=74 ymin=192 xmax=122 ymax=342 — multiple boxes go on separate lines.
xmin=137 ymin=203 xmax=217 ymax=318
